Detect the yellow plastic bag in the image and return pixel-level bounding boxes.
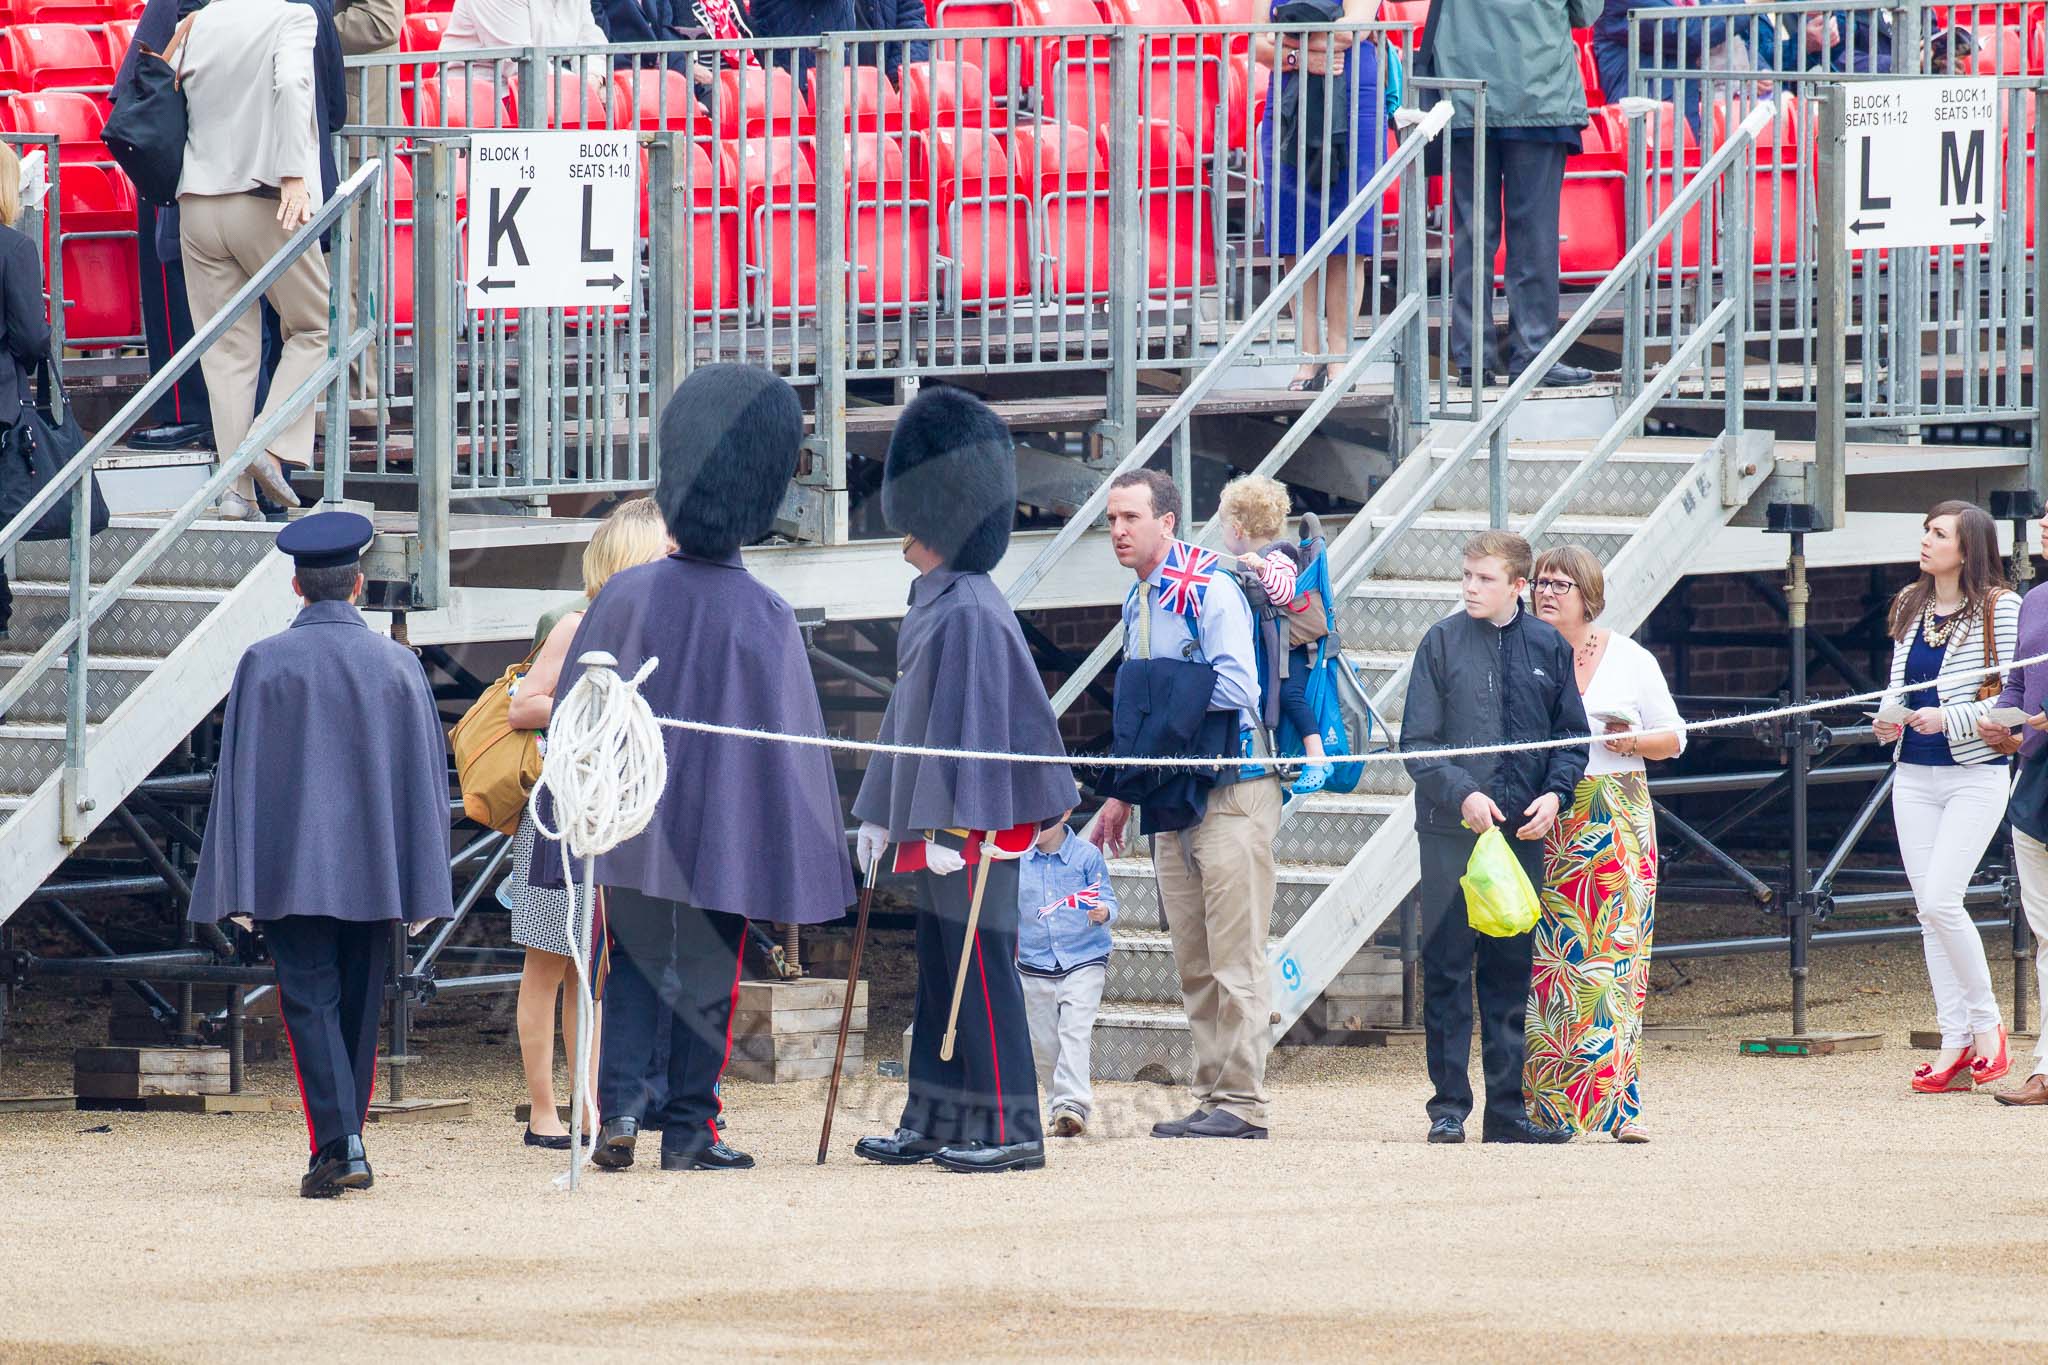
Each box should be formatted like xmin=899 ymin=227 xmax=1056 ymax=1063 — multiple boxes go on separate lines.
xmin=1461 ymin=827 xmax=1541 ymax=937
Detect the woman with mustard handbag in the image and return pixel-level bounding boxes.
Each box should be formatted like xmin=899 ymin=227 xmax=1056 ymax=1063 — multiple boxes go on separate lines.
xmin=497 ymin=498 xmax=671 ymax=1148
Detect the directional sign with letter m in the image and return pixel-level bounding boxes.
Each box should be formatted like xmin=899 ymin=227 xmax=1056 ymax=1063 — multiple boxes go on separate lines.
xmin=1842 ymin=78 xmax=1998 ymax=252
xmin=465 ymin=131 xmax=639 ymax=310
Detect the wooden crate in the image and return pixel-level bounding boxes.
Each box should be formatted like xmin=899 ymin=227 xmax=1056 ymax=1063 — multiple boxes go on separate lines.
xmin=1314 ymin=995 xmax=1405 ymax=1031
xmin=73 ymin=1046 xmax=229 ymax=1100
xmin=109 ymin=987 xmax=281 ymax=1057
xmin=727 ymin=979 xmax=867 ymax=1084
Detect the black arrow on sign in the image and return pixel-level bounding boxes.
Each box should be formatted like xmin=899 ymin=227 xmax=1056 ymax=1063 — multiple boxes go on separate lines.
xmin=476 ymin=277 xmax=516 ymax=292
xmin=585 ymin=274 xmax=625 ymax=289
xmin=1949 ymin=212 xmax=1987 ymax=228
xmin=1848 ymin=218 xmax=1887 ymax=233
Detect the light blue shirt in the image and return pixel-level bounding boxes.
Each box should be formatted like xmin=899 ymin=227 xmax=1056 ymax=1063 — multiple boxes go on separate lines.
xmin=1118 ymin=539 xmax=1263 ymax=738
xmin=1016 ymin=827 xmax=1119 ymax=973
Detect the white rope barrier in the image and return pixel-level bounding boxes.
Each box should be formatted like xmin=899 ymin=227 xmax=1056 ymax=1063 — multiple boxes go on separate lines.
xmin=527 ymin=651 xmax=667 ymax=1191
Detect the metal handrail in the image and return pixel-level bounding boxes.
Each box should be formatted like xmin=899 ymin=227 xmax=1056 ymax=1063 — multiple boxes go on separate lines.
xmin=0 ymin=161 xmax=383 ymax=818
xmin=1005 ymin=98 xmax=1457 ymax=619
xmin=1324 ymin=100 xmax=1778 ymax=609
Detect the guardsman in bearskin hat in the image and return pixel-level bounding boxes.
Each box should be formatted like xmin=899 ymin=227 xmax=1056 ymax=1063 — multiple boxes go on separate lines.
xmin=188 ymin=511 xmax=453 ymax=1198
xmin=852 ymin=386 xmax=1080 ymax=1174
xmin=531 ymin=364 xmax=854 ymax=1173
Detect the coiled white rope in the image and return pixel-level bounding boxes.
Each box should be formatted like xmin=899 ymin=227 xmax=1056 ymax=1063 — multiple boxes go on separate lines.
xmin=527 ymin=651 xmax=667 ymax=1191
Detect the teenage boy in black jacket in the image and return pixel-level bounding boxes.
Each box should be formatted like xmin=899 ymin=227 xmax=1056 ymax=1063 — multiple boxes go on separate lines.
xmin=1402 ymin=530 xmax=1589 ymax=1145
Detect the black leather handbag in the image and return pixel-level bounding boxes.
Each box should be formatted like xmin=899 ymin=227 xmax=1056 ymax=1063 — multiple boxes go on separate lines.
xmin=0 ymin=358 xmax=109 ymax=543
xmin=102 ymin=21 xmax=192 ymax=206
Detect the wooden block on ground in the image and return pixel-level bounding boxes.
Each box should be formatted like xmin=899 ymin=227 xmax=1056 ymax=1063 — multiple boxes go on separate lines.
xmin=1315 ymin=996 xmax=1404 ymax=1031
xmin=1910 ymin=1029 xmax=2037 ymax=1050
xmin=0 ymin=1094 xmax=76 ymax=1113
xmin=74 ymin=1047 xmax=230 ymax=1099
xmin=140 ymin=1092 xmax=272 ymax=1114
xmin=1738 ymin=1032 xmax=1884 ymax=1057
xmin=733 ymin=1005 xmax=868 ymax=1035
xmin=1642 ymin=1024 xmax=1709 ymax=1043
xmin=735 ymin=978 xmax=867 ymax=1014
xmin=725 ymin=1052 xmax=859 ymax=1083
xmin=366 ymin=1097 xmax=472 ymax=1123
xmin=733 ymin=1031 xmax=864 ymax=1067
xmin=1352 ymin=1026 xmax=1427 ymax=1044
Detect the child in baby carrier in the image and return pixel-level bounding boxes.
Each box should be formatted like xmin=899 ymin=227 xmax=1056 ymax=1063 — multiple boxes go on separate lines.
xmin=1216 ymin=474 xmax=1333 ymax=794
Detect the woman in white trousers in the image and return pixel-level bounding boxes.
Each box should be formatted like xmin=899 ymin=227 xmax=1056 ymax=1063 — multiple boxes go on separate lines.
xmin=1874 ymin=500 xmax=2021 ymax=1094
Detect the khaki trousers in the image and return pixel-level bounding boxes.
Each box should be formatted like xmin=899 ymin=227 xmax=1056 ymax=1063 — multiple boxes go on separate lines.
xmin=178 ymin=192 xmax=330 ymax=496
xmin=1152 ymin=775 xmax=1282 ymax=1125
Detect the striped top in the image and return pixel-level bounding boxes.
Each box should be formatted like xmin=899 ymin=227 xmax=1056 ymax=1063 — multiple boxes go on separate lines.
xmin=1244 ymin=548 xmax=1299 ymax=608
xmin=1884 ymin=588 xmax=2022 ymax=767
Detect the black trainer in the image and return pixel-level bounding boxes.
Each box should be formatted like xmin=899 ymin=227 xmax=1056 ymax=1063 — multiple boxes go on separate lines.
xmin=1427 ymin=1116 xmax=1466 ymax=1145
xmin=1482 ymin=1114 xmax=1574 ymax=1145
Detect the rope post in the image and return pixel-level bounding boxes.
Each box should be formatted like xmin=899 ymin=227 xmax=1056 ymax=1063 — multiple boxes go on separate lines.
xmin=1770 ymin=507 xmax=1817 ymax=1039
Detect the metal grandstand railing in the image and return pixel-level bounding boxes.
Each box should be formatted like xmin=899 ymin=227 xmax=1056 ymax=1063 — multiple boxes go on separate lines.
xmin=0 ymin=159 xmax=381 ymax=842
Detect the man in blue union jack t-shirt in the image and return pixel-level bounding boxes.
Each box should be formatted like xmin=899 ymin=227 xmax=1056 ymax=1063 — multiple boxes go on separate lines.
xmin=1017 ymin=811 xmax=1120 ymax=1138
xmin=1090 ymin=468 xmax=1282 ymax=1142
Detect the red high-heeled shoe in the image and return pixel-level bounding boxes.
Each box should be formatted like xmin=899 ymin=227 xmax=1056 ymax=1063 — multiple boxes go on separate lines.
xmin=1912 ymin=1053 xmax=1976 ymax=1094
xmin=1971 ymin=1027 xmax=2011 ymax=1086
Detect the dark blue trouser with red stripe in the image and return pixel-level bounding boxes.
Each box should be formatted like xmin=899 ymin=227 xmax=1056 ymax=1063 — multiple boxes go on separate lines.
xmin=264 ymin=915 xmax=390 ymax=1154
xmin=599 ymin=888 xmax=746 ymax=1153
xmin=902 ymin=857 xmax=1043 ymax=1149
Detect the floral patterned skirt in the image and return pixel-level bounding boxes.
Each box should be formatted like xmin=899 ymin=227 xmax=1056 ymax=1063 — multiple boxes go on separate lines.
xmin=1525 ymin=772 xmax=1658 ymax=1135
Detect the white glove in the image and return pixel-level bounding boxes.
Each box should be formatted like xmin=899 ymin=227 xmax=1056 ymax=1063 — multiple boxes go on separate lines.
xmin=923 ymin=840 xmax=965 ymax=876
xmin=856 ymin=822 xmax=890 ymax=876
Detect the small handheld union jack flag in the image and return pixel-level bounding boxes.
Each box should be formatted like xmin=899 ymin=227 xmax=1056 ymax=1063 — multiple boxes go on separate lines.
xmin=1155 ymin=541 xmax=1218 ymax=618
xmin=1039 ymin=881 xmax=1104 ymax=919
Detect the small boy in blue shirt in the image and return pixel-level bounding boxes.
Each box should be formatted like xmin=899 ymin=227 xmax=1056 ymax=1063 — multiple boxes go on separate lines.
xmin=1017 ymin=810 xmax=1118 ymax=1136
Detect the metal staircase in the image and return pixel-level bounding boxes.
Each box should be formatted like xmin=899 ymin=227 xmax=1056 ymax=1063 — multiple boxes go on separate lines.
xmin=1090 ymin=430 xmax=1777 ymax=1081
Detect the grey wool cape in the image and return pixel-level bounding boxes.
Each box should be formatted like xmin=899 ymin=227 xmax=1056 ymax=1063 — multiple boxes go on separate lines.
xmin=853 ymin=568 xmax=1080 ymax=837
xmin=189 ymin=600 xmax=455 ymax=924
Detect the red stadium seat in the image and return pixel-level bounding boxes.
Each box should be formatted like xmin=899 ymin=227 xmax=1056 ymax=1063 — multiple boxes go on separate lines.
xmin=1210 ymin=0 xmax=1258 ymax=55
xmin=412 ymin=72 xmax=508 ymax=127
xmin=609 ymin=67 xmax=698 ymax=130
xmin=678 ymin=140 xmax=743 ymax=315
xmin=401 ymin=12 xmax=450 ymax=51
xmin=1019 ymin=0 xmax=1110 ymax=117
xmin=842 ymin=132 xmax=936 ymax=312
xmin=8 ymin=24 xmax=113 ymax=91
xmin=49 ymin=163 xmax=138 ymax=344
xmin=405 ymin=0 xmax=456 ymax=12
xmin=1012 ymin=122 xmax=1107 ymax=300
xmin=9 ymin=90 xmax=109 ymax=167
xmin=1121 ymin=119 xmax=1214 ymax=293
xmin=732 ymin=136 xmax=819 ymax=315
xmin=806 ymin=65 xmax=901 ymax=130
xmin=1575 ymin=29 xmax=1602 ymax=104
xmin=901 ymin=59 xmax=992 ymax=130
xmin=1552 ymin=107 xmax=1625 ymax=278
xmin=1110 ymin=0 xmax=1226 ymax=155
xmin=928 ymin=0 xmax=1021 ymax=98
xmin=715 ymin=65 xmax=803 ymax=137
xmin=510 ymin=70 xmax=609 ymax=128
xmin=98 ymin=18 xmax=137 ymax=73
xmin=13 ymin=0 xmax=114 ymax=22
xmin=1970 ymin=24 xmax=2032 ymax=71
xmin=925 ymin=128 xmax=1033 ymax=307
xmin=1619 ymin=100 xmax=1704 ymax=269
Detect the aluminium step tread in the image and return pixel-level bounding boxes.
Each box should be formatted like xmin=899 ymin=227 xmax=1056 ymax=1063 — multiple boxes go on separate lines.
xmin=1367 ymin=510 xmax=1652 ymax=532
xmin=1107 ymin=857 xmax=1343 ymax=885
xmin=7 ymin=582 xmax=229 ymax=604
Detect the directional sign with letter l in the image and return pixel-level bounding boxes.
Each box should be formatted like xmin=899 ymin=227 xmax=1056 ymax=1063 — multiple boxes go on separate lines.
xmin=1843 ymin=78 xmax=1998 ymax=252
xmin=466 ymin=131 xmax=639 ymax=309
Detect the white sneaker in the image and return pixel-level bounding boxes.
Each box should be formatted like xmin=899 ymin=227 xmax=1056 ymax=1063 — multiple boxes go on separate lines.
xmin=213 ymin=490 xmax=257 ymax=521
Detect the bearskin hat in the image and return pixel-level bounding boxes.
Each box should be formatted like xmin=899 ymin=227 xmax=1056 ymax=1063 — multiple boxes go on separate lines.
xmin=881 ymin=386 xmax=1016 ymax=574
xmin=656 ymin=365 xmax=801 ymax=559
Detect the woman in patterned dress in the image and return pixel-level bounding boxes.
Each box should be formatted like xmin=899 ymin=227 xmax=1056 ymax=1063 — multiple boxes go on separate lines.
xmin=1525 ymin=545 xmax=1685 ymax=1142
xmin=501 ymin=497 xmax=671 ymax=1147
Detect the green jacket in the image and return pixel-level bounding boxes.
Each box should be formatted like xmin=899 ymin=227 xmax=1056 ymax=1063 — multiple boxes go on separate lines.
xmin=1421 ymin=0 xmax=1601 ymax=131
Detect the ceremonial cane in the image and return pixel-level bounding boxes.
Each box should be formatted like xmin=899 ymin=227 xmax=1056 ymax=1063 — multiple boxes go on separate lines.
xmin=817 ymin=844 xmax=883 ymax=1164
xmin=939 ymin=841 xmax=994 ymax=1063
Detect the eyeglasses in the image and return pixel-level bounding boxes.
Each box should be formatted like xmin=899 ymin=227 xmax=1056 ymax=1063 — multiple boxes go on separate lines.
xmin=1532 ymin=577 xmax=1578 ymax=596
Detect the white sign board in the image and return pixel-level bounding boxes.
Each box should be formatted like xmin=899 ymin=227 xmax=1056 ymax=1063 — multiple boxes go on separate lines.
xmin=1844 ymin=78 xmax=1998 ymax=251
xmin=466 ymin=131 xmax=639 ymax=310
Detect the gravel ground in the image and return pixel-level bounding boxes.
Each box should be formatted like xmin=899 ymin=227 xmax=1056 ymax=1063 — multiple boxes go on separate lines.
xmin=3 ymin=936 xmax=2047 ymax=1363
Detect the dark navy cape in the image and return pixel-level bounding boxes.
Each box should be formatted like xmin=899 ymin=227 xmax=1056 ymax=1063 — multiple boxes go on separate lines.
xmin=852 ymin=568 xmax=1079 ymax=838
xmin=188 ymin=600 xmax=454 ymax=924
xmin=531 ymin=552 xmax=855 ymax=924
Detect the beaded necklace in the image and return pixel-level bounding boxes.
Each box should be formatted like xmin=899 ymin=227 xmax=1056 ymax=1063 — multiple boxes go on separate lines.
xmin=1921 ymin=601 xmax=1966 ymax=649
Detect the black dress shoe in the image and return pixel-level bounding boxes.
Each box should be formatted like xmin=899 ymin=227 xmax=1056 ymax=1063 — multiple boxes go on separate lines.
xmin=129 ymin=421 xmax=212 ymax=451
xmin=933 ymin=1139 xmax=1045 ymax=1173
xmin=1183 ymin=1109 xmax=1268 ymax=1140
xmin=1427 ymin=1116 xmax=1466 ymax=1145
xmin=660 ymin=1139 xmax=756 ymax=1171
xmin=523 ymin=1126 xmax=572 ymax=1151
xmin=853 ymin=1127 xmax=948 ymax=1165
xmin=1456 ymin=369 xmax=1499 ymax=390
xmin=1518 ymin=361 xmax=1594 ymax=388
xmin=1150 ymin=1107 xmax=1210 ymax=1139
xmin=590 ymin=1117 xmax=639 ymax=1169
xmin=1483 ymin=1114 xmax=1574 ymax=1144
xmin=301 ymin=1134 xmax=373 ymax=1197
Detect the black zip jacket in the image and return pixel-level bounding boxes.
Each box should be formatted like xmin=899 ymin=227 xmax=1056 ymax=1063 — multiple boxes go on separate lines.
xmin=1400 ymin=604 xmax=1590 ymax=835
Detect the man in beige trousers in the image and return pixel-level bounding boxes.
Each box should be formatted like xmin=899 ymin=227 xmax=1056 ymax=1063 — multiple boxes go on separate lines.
xmin=1091 ymin=469 xmax=1282 ymax=1141
xmin=171 ymin=0 xmax=329 ymax=521
xmin=334 ymin=0 xmax=401 ymax=422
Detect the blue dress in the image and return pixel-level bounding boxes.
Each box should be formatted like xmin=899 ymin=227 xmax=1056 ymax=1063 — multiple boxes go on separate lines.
xmin=1257 ymin=56 xmax=1385 ymax=256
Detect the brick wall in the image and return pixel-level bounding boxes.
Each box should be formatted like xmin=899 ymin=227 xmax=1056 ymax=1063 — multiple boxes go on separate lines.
xmin=1642 ymin=566 xmax=1919 ymax=699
